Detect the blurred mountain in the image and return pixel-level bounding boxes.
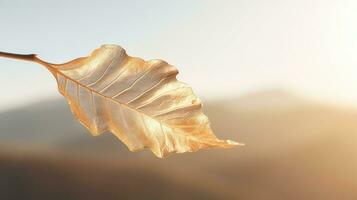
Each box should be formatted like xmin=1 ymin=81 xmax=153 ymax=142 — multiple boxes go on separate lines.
xmin=0 ymin=90 xmax=357 ymax=200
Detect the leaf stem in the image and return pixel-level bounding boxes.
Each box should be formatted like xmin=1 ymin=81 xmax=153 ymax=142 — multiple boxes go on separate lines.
xmin=0 ymin=51 xmax=37 ymax=62
xmin=0 ymin=51 xmax=55 ymax=71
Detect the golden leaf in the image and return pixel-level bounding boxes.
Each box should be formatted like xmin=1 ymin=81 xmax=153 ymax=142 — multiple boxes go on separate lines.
xmin=0 ymin=45 xmax=240 ymax=158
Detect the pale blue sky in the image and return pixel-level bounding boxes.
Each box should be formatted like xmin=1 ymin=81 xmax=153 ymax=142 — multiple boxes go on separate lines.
xmin=1 ymin=0 xmax=357 ymax=111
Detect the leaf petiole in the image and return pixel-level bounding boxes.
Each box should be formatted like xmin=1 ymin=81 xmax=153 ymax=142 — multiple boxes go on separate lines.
xmin=0 ymin=51 xmax=37 ymax=62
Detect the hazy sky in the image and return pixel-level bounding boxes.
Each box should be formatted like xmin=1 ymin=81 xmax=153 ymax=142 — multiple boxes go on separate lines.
xmin=1 ymin=0 xmax=357 ymax=111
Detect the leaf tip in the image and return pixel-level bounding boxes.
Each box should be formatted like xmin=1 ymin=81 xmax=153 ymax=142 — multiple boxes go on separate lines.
xmin=226 ymin=140 xmax=244 ymax=147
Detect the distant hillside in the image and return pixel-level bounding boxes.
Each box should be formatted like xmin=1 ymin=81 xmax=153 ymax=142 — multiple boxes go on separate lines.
xmin=1 ymin=90 xmax=357 ymax=200
xmin=0 ymin=152 xmax=230 ymax=200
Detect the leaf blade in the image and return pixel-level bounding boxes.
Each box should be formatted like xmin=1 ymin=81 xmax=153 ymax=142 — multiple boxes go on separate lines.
xmin=44 ymin=45 xmax=241 ymax=157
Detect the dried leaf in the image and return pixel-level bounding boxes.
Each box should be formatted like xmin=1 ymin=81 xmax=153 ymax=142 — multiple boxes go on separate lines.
xmin=0 ymin=45 xmax=240 ymax=158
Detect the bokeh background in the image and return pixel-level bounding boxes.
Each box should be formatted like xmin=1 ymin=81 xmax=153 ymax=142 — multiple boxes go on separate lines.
xmin=1 ymin=0 xmax=357 ymax=199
